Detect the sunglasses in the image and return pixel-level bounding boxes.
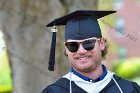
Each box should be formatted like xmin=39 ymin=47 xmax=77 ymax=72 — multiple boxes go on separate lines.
xmin=65 ymin=38 xmax=100 ymax=52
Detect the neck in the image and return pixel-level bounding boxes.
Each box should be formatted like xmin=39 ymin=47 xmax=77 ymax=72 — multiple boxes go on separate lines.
xmin=74 ymin=64 xmax=103 ymax=80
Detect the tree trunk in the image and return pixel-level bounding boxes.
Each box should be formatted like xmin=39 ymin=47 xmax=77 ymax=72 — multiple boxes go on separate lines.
xmin=0 ymin=0 xmax=97 ymax=93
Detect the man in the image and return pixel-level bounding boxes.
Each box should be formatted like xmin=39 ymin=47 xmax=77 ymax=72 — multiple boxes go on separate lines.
xmin=42 ymin=10 xmax=140 ymax=93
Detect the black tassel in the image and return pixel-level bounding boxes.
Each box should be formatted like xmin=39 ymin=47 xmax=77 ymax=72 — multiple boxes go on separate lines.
xmin=48 ymin=26 xmax=57 ymax=71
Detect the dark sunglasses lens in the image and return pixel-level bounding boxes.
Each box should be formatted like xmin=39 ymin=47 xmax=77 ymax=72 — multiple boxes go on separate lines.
xmin=83 ymin=39 xmax=96 ymax=50
xmin=66 ymin=42 xmax=79 ymax=52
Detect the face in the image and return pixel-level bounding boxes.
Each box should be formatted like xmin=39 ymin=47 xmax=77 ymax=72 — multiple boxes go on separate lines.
xmin=65 ymin=37 xmax=105 ymax=73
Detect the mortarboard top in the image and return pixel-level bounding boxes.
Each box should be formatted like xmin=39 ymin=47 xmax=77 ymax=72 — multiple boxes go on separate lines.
xmin=47 ymin=10 xmax=116 ymax=71
xmin=47 ymin=10 xmax=116 ymax=27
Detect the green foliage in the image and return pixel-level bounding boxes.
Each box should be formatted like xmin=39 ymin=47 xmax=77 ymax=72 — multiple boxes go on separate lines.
xmin=113 ymin=58 xmax=140 ymax=79
xmin=0 ymin=50 xmax=13 ymax=92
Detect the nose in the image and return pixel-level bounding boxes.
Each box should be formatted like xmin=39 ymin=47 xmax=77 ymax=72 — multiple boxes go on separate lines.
xmin=77 ymin=44 xmax=87 ymax=54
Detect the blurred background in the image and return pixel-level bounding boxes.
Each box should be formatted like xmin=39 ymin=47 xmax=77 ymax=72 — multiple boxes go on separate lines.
xmin=0 ymin=0 xmax=140 ymax=93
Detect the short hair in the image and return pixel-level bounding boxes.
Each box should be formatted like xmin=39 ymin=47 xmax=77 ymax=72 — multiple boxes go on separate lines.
xmin=101 ymin=38 xmax=109 ymax=59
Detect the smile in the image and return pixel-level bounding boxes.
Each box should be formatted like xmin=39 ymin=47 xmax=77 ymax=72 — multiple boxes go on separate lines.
xmin=77 ymin=55 xmax=91 ymax=60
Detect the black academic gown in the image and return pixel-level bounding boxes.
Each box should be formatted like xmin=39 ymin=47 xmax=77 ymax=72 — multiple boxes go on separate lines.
xmin=42 ymin=75 xmax=140 ymax=93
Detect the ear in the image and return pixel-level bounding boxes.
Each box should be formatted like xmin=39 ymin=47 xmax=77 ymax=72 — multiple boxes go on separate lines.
xmin=64 ymin=42 xmax=67 ymax=50
xmin=64 ymin=49 xmax=68 ymax=56
xmin=100 ymin=37 xmax=106 ymax=51
xmin=64 ymin=42 xmax=68 ymax=56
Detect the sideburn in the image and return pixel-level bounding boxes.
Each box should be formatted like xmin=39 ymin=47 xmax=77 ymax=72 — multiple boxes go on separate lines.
xmin=64 ymin=49 xmax=68 ymax=56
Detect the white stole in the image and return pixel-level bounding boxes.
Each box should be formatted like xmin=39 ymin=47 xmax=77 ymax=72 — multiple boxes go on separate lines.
xmin=63 ymin=71 xmax=114 ymax=93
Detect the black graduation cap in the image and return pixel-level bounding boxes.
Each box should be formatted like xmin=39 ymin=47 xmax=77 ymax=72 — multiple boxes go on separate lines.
xmin=47 ymin=10 xmax=116 ymax=71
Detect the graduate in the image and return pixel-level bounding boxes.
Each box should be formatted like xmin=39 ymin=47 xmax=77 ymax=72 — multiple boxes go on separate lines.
xmin=42 ymin=10 xmax=140 ymax=93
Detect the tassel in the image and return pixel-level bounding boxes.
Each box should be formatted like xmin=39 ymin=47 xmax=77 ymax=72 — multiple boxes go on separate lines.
xmin=48 ymin=26 xmax=57 ymax=71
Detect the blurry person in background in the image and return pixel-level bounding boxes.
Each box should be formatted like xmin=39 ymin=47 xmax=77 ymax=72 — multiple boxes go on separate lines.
xmin=42 ymin=10 xmax=140 ymax=93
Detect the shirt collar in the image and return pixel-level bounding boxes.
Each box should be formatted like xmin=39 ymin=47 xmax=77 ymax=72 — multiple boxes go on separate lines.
xmin=71 ymin=65 xmax=107 ymax=83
